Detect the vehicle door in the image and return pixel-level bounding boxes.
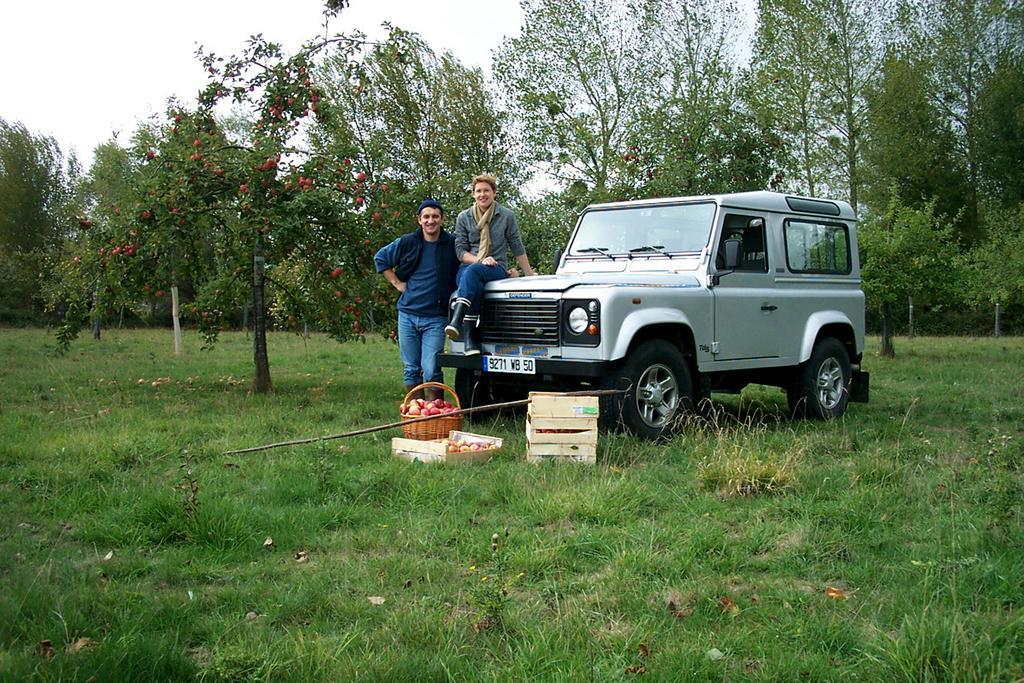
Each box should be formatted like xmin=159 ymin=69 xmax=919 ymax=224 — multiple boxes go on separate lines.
xmin=772 ymin=217 xmax=858 ymax=363
xmin=711 ymin=212 xmax=779 ymax=361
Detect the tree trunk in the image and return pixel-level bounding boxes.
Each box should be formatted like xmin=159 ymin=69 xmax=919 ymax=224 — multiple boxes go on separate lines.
xmin=92 ymin=286 xmax=101 ymax=341
xmin=252 ymin=238 xmax=273 ymax=393
xmin=880 ymin=301 xmax=895 ymax=358
xmin=171 ymin=284 xmax=183 ymax=355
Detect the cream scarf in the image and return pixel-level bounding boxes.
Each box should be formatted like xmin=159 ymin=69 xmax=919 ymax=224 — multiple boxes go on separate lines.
xmin=474 ymin=202 xmax=495 ymax=260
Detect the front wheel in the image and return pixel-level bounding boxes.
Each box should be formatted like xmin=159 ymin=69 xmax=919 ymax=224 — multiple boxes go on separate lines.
xmin=603 ymin=340 xmax=694 ymax=439
xmin=787 ymin=337 xmax=851 ymax=420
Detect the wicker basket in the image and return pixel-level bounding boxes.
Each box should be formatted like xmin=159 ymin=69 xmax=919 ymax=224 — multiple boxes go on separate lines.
xmin=400 ymin=382 xmax=462 ymax=440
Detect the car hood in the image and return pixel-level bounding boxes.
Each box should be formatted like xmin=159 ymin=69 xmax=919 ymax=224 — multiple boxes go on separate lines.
xmin=484 ymin=272 xmax=703 ymax=294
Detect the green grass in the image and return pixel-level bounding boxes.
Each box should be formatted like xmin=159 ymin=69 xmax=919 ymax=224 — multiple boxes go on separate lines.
xmin=1 ymin=328 xmax=1022 ymax=681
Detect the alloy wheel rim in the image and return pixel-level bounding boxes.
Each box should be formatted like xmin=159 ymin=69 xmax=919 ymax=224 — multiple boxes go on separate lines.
xmin=816 ymin=357 xmax=844 ymax=409
xmin=635 ymin=363 xmax=679 ymax=428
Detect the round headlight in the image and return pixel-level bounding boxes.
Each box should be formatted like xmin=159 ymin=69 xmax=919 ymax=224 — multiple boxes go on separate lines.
xmin=568 ymin=306 xmax=588 ymax=333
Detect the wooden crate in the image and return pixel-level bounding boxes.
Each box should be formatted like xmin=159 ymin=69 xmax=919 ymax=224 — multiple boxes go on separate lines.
xmin=391 ymin=431 xmax=501 ymax=464
xmin=526 ymin=392 xmax=599 ymax=464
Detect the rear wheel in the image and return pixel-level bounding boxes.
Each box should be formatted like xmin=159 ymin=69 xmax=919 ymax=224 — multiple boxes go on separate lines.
xmin=603 ymin=340 xmax=694 ymax=439
xmin=787 ymin=337 xmax=851 ymax=420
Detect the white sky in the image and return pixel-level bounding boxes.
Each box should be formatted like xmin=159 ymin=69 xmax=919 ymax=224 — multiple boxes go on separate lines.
xmin=0 ymin=0 xmax=523 ymax=168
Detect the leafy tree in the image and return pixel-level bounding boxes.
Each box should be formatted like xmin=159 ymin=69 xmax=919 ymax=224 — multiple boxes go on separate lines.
xmin=50 ymin=26 xmax=412 ymax=392
xmin=960 ymin=202 xmax=1024 ymax=312
xmin=922 ymin=0 xmax=1007 ymax=241
xmin=859 ymin=195 xmax=958 ymax=356
xmin=0 ymin=119 xmax=82 ymax=321
xmin=751 ymin=0 xmax=833 ymax=196
xmin=751 ymin=0 xmax=893 ymax=208
xmin=494 ymin=0 xmax=650 ymax=198
xmin=617 ymin=0 xmax=784 ymax=199
xmin=308 ymin=31 xmax=519 ymax=334
xmin=862 ymin=52 xmax=968 ymax=221
xmin=976 ymin=55 xmax=1024 ymax=207
xmin=313 ymin=31 xmax=517 ymax=217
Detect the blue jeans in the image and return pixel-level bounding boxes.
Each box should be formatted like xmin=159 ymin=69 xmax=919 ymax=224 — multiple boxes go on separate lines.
xmin=457 ymin=262 xmax=508 ymax=314
xmin=397 ymin=310 xmax=447 ymax=387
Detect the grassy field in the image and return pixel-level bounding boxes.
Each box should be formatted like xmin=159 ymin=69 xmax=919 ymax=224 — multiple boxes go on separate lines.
xmin=1 ymin=328 xmax=1022 ymax=681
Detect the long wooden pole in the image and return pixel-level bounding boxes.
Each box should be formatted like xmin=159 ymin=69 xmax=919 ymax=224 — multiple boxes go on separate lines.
xmin=223 ymin=389 xmax=621 ymax=455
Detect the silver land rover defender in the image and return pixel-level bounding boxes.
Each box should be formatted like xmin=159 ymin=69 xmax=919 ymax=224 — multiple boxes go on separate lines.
xmin=439 ymin=191 xmax=869 ymax=438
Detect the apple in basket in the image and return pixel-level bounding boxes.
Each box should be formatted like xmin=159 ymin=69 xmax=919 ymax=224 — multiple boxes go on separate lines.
xmin=400 ymin=397 xmax=457 ymax=417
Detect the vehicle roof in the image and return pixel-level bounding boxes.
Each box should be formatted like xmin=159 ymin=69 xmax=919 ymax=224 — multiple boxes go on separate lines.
xmin=586 ymin=190 xmax=857 ymax=221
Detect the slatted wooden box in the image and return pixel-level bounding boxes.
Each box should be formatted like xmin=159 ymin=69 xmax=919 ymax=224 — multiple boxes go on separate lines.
xmin=391 ymin=431 xmax=501 ymax=464
xmin=526 ymin=392 xmax=599 ymax=464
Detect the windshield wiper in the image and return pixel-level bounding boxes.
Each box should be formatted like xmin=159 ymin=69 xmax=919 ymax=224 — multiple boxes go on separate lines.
xmin=628 ymin=244 xmax=673 ymax=259
xmin=576 ymin=246 xmax=617 ymax=261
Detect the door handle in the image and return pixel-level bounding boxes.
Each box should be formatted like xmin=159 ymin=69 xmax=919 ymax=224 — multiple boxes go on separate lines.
xmin=761 ymin=304 xmax=778 ymax=311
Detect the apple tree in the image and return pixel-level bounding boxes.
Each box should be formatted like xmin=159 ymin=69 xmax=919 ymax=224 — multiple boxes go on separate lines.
xmin=859 ymin=195 xmax=959 ymax=357
xmin=50 ymin=28 xmax=413 ymax=392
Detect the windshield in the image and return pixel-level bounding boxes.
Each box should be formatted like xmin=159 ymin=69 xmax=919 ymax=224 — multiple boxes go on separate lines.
xmin=569 ymin=202 xmax=717 ymax=256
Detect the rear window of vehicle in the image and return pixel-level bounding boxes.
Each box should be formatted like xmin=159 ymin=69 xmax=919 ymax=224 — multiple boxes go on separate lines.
xmin=784 ymin=220 xmax=851 ymax=274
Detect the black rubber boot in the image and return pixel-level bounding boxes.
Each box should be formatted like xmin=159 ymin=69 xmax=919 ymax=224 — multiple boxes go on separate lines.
xmin=463 ymin=315 xmax=481 ymax=355
xmin=445 ymin=298 xmax=471 ymax=341
xmin=405 ymin=384 xmax=424 ymax=401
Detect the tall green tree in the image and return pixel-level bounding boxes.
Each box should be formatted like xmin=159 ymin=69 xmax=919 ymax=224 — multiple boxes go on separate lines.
xmin=976 ymin=55 xmax=1024 ymax=207
xmin=313 ymin=32 xmax=517 ymax=218
xmin=751 ymin=0 xmax=830 ymax=196
xmin=0 ymin=119 xmax=82 ymax=321
xmin=494 ymin=0 xmax=650 ymax=198
xmin=751 ymin=0 xmax=893 ymax=208
xmin=923 ymin=0 xmax=1006 ymax=241
xmin=618 ymin=0 xmax=783 ymax=199
xmin=862 ymin=53 xmax=968 ymax=220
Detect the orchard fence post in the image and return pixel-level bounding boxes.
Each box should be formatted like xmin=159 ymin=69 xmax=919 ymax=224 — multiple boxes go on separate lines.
xmin=908 ymin=295 xmax=914 ymax=338
xmin=995 ymin=301 xmax=1001 ymax=338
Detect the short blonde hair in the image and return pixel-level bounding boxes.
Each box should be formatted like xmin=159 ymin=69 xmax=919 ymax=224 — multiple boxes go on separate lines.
xmin=472 ymin=173 xmax=497 ymax=192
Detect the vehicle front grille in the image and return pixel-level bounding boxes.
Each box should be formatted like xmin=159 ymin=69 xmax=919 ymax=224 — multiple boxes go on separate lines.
xmin=481 ymin=299 xmax=560 ymax=345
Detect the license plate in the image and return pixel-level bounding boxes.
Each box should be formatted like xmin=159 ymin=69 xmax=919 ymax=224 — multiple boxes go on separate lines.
xmin=483 ymin=355 xmax=536 ymax=375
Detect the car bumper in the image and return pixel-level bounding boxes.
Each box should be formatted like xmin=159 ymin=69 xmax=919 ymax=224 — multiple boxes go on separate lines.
xmin=438 ymin=353 xmax=611 ymax=378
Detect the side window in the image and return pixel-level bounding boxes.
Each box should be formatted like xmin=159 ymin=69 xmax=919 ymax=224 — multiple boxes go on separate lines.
xmin=784 ymin=220 xmax=851 ymax=274
xmin=716 ymin=214 xmax=768 ymax=272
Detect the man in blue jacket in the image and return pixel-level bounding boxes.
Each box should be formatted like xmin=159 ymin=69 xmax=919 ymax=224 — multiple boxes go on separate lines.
xmin=375 ymin=199 xmax=459 ymax=400
xmin=446 ymin=173 xmax=536 ymax=354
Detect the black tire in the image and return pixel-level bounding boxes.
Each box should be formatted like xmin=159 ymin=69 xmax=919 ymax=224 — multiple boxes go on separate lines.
xmin=603 ymin=340 xmax=694 ymax=439
xmin=454 ymin=368 xmax=492 ymax=423
xmin=787 ymin=337 xmax=851 ymax=420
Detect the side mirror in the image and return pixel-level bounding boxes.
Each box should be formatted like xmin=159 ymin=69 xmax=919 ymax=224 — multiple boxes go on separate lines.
xmin=553 ymin=248 xmax=563 ymax=272
xmin=748 ymin=217 xmax=764 ymax=230
xmin=723 ymin=238 xmax=742 ymax=269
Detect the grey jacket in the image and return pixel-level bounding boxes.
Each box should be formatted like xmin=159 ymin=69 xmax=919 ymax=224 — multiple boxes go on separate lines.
xmin=454 ymin=202 xmax=525 ymax=269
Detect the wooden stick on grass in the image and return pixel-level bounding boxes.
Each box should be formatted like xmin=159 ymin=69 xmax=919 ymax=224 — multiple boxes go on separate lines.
xmin=223 ymin=389 xmax=621 ymax=455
